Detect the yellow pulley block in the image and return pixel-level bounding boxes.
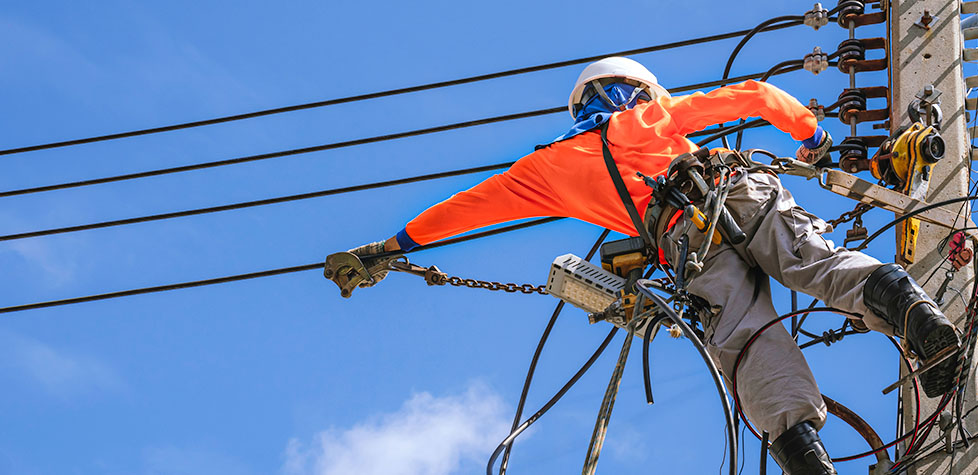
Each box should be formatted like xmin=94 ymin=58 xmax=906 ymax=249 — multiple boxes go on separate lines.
xmin=870 ymin=123 xmax=945 ymax=262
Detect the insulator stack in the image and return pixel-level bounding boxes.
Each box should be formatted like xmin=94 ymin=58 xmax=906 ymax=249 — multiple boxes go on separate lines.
xmin=832 ymin=0 xmax=888 ymax=173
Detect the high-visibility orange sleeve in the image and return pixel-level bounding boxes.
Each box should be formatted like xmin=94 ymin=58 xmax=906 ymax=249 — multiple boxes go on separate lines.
xmin=657 ymin=80 xmax=818 ymax=140
xmin=401 ymin=156 xmax=568 ymax=247
xmin=397 ymin=80 xmax=818 ymax=250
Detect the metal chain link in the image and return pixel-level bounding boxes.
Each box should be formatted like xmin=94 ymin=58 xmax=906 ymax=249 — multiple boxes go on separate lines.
xmin=826 ymin=202 xmax=873 ymax=229
xmin=446 ymin=275 xmax=548 ymax=295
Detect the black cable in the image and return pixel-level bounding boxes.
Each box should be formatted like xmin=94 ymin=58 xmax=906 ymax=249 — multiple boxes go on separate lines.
xmin=721 ymin=17 xmax=803 ymax=82
xmin=694 ymin=111 xmax=841 ymax=148
xmin=486 ymin=327 xmax=619 ymax=475
xmin=791 ymin=290 xmax=799 ymax=339
xmin=0 ymin=216 xmax=564 ymax=315
xmin=731 ymin=307 xmax=862 ymax=441
xmin=635 ymin=281 xmax=739 ymax=475
xmin=0 ymin=68 xmax=811 ymax=243
xmin=0 ymin=70 xmax=781 ymax=199
xmin=688 ymin=119 xmax=770 ymax=141
xmin=697 ymin=119 xmax=771 ymax=147
xmin=797 ymin=329 xmax=862 ymax=349
xmin=854 ymin=195 xmax=978 ymax=252
xmin=497 ymin=228 xmax=610 ymax=475
xmin=0 ymin=108 xmax=557 ymax=198
xmin=733 ymin=60 xmax=804 ymax=150
xmin=0 ymin=22 xmax=803 ymax=157
xmin=718 ymin=16 xmax=805 ymax=149
xmin=696 ymin=110 xmax=831 ymax=148
xmin=732 ymin=307 xmax=934 ymax=465
xmin=0 ymin=161 xmax=517 ymax=242
xmin=697 ymin=63 xmax=844 ymax=148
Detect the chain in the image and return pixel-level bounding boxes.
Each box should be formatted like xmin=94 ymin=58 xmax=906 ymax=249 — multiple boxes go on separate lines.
xmin=826 ymin=202 xmax=873 ymax=229
xmin=389 ymin=259 xmax=548 ymax=295
xmin=446 ymin=276 xmax=548 ymax=295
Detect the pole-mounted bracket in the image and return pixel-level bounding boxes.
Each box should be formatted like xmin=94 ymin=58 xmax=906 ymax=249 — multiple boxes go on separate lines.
xmin=908 ymin=85 xmax=943 ymax=130
xmin=820 ymin=168 xmax=978 ymax=243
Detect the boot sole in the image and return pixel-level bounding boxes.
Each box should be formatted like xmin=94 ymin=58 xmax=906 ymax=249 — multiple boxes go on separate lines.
xmin=918 ymin=324 xmax=961 ymax=398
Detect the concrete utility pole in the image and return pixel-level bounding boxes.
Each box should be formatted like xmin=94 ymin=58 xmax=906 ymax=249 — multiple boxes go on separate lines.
xmin=890 ymin=0 xmax=977 ymax=473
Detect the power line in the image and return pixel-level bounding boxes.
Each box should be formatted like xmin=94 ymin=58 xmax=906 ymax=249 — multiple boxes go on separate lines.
xmin=0 ymin=22 xmax=801 ymax=157
xmin=0 ymin=70 xmax=828 ymax=242
xmin=0 ymin=70 xmax=789 ymax=199
xmin=0 ymin=107 xmax=559 ymax=198
xmin=0 ymin=117 xmax=778 ymax=242
xmin=0 ymin=217 xmax=564 ymax=314
xmin=718 ymin=15 xmax=804 ymax=150
xmin=0 ymin=162 xmax=516 ymax=242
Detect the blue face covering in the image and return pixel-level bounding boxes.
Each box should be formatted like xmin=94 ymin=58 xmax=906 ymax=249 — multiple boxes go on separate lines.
xmin=539 ymin=83 xmax=651 ymax=149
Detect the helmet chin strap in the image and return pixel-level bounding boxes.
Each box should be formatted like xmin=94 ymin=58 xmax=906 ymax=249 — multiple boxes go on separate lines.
xmin=590 ymin=79 xmax=648 ymax=111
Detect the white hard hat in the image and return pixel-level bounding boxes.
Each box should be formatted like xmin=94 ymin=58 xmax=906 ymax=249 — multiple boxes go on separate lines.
xmin=567 ymin=57 xmax=670 ymax=118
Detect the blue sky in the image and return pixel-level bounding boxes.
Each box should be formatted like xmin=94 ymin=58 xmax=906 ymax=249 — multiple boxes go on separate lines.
xmin=0 ymin=1 xmax=969 ymax=474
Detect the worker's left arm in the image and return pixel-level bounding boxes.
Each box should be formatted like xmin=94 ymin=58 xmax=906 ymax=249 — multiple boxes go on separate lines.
xmin=658 ymin=80 xmax=831 ymax=163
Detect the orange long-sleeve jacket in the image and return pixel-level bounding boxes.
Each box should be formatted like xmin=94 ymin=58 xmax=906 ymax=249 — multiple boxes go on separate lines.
xmin=394 ymin=80 xmax=818 ymax=250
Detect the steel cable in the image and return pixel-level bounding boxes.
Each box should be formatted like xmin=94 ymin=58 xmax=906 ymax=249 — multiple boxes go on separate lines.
xmin=0 ymin=22 xmax=802 ymax=156
xmin=0 ymin=162 xmax=517 ymax=242
xmin=0 ymin=69 xmax=810 ymax=243
xmin=0 ymin=71 xmax=781 ymax=199
xmin=0 ymin=217 xmax=564 ymax=314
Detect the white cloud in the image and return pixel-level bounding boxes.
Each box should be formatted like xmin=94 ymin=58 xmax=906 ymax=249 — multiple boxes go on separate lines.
xmin=0 ymin=330 xmax=124 ymax=398
xmin=283 ymin=382 xmax=511 ymax=475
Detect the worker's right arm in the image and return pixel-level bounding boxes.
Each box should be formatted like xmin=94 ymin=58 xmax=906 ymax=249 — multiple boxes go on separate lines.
xmin=658 ymin=80 xmax=818 ymax=141
xmin=387 ymin=152 xmax=564 ymax=252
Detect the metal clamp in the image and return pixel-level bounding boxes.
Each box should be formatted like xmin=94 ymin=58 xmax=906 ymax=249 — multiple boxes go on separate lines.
xmin=390 ymin=258 xmax=449 ymax=286
xmin=771 ymin=156 xmax=823 ymax=180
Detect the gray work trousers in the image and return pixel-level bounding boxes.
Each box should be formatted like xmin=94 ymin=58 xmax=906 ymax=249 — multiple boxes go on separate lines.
xmin=660 ymin=172 xmax=888 ymax=441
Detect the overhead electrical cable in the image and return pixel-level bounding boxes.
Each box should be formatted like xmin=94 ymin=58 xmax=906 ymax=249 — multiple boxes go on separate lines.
xmin=0 ymin=114 xmax=804 ymax=242
xmin=0 ymin=217 xmax=563 ymax=315
xmin=0 ymin=71 xmax=784 ymax=199
xmin=487 ymin=327 xmax=620 ymax=475
xmin=0 ymin=162 xmax=517 ymax=242
xmin=0 ymin=65 xmax=845 ymax=243
xmin=0 ymin=108 xmax=557 ymax=198
xmin=718 ymin=15 xmax=804 ymax=149
xmin=498 ymin=229 xmax=611 ymax=475
xmin=0 ymin=22 xmax=802 ymax=156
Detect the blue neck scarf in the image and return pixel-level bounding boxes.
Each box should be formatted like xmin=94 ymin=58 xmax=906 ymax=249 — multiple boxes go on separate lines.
xmin=539 ymin=83 xmax=650 ymax=149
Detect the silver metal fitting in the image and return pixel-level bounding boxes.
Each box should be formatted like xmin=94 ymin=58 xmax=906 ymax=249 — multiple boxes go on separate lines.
xmin=808 ymin=98 xmax=826 ymax=121
xmin=804 ymin=3 xmax=830 ymax=30
xmin=804 ymin=46 xmax=829 ymax=75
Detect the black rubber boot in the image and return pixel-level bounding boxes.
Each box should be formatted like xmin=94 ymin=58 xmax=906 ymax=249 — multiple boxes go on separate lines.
xmin=863 ymin=263 xmax=961 ymax=397
xmin=770 ymin=421 xmax=836 ymax=474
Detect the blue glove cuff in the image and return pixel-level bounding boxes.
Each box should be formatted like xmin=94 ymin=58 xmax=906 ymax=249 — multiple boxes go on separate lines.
xmin=395 ymin=228 xmax=420 ymax=251
xmin=802 ymin=126 xmax=824 ymax=149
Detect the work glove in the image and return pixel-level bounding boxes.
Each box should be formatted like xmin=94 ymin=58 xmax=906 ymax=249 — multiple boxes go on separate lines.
xmin=348 ymin=241 xmax=401 ymax=287
xmin=795 ymin=126 xmax=833 ymax=166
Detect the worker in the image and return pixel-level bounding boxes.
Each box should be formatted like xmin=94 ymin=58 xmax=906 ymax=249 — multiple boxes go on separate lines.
xmin=337 ymin=57 xmax=960 ymax=474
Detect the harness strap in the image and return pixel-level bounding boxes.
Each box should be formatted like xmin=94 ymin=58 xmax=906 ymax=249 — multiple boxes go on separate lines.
xmin=599 ymin=122 xmax=655 ymax=249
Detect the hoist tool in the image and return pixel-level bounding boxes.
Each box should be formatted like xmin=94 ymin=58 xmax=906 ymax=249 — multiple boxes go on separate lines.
xmin=869 ymin=122 xmax=945 ymax=262
xmin=323 ymin=251 xmax=375 ymax=298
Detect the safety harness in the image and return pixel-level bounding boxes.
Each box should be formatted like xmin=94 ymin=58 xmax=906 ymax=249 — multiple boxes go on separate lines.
xmin=598 ymin=122 xmax=655 ymax=249
xmin=598 ymin=121 xmax=749 ymax=270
